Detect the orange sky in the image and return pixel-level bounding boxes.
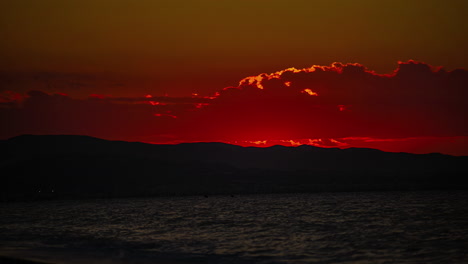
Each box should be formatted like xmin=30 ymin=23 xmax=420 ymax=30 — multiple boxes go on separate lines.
xmin=1 ymin=0 xmax=467 ymax=155
xmin=1 ymin=0 xmax=467 ymax=96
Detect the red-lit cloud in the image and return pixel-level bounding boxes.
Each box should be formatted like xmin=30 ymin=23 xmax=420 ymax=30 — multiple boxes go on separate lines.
xmin=1 ymin=61 xmax=467 ymax=155
xmin=180 ymin=61 xmax=467 ymax=142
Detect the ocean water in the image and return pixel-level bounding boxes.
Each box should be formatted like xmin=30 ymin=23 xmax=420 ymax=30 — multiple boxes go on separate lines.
xmin=1 ymin=191 xmax=467 ymax=264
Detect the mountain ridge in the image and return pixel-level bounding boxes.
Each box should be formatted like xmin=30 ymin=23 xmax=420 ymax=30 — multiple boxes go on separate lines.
xmin=1 ymin=134 xmax=467 ymax=201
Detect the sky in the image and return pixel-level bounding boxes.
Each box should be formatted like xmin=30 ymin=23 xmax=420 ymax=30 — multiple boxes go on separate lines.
xmin=1 ymin=0 xmax=467 ymax=155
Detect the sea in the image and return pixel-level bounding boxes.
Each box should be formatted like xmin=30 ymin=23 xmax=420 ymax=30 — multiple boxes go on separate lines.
xmin=1 ymin=191 xmax=467 ymax=264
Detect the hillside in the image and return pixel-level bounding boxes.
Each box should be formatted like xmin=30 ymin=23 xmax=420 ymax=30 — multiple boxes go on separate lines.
xmin=1 ymin=135 xmax=467 ymax=201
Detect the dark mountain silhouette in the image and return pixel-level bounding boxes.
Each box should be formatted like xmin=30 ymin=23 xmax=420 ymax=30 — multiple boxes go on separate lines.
xmin=1 ymin=135 xmax=467 ymax=201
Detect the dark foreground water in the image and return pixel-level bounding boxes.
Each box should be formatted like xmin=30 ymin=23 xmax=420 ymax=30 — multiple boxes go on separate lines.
xmin=1 ymin=191 xmax=467 ymax=264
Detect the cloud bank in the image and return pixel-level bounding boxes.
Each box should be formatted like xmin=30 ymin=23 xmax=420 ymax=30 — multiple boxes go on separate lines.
xmin=180 ymin=61 xmax=467 ymax=141
xmin=1 ymin=61 xmax=467 ymax=155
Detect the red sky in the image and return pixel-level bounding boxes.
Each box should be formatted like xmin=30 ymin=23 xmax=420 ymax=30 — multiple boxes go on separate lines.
xmin=1 ymin=1 xmax=467 ymax=155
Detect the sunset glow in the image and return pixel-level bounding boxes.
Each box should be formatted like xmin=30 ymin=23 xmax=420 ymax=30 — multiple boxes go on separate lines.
xmin=1 ymin=60 xmax=467 ymax=155
xmin=2 ymin=2 xmax=468 ymax=264
xmin=1 ymin=0 xmax=467 ymax=156
xmin=301 ymin=89 xmax=319 ymax=96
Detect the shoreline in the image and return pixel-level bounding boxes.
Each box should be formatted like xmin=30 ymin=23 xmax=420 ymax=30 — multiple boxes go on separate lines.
xmin=0 ymin=256 xmax=51 ymax=264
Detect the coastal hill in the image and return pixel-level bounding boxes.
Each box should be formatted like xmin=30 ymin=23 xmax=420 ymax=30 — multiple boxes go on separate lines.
xmin=1 ymin=135 xmax=467 ymax=201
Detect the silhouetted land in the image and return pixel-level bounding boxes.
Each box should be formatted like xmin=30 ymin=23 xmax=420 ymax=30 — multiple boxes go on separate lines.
xmin=1 ymin=135 xmax=467 ymax=201
xmin=0 ymin=256 xmax=51 ymax=264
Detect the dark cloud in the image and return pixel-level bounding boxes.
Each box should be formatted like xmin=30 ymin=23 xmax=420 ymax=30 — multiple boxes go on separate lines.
xmin=178 ymin=61 xmax=467 ymax=141
xmin=0 ymin=91 xmax=192 ymax=141
xmin=93 ymin=95 xmax=212 ymax=104
xmin=1 ymin=61 xmax=467 ymax=155
xmin=0 ymin=71 xmax=96 ymax=93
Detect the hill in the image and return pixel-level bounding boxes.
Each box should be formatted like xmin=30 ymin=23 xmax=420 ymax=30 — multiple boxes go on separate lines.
xmin=1 ymin=135 xmax=467 ymax=201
